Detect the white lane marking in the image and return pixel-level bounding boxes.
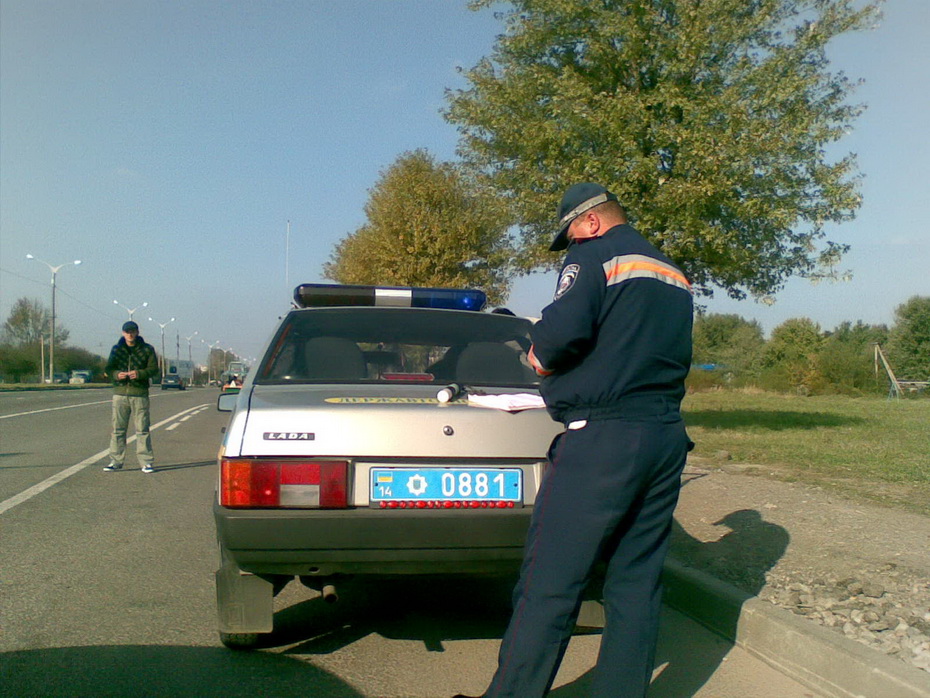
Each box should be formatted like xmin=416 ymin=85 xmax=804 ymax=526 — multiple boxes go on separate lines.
xmin=165 ymin=405 xmax=211 ymax=430
xmin=0 ymin=391 xmax=183 ymax=420
xmin=0 ymin=403 xmax=210 ymax=516
xmin=0 ymin=399 xmax=112 ymax=420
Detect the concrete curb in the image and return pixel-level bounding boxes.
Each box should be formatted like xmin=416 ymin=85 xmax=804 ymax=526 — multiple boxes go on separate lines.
xmin=662 ymin=557 xmax=930 ymax=698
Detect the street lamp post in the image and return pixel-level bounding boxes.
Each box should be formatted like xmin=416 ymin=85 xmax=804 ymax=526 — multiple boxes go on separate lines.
xmin=113 ymin=299 xmax=148 ymax=321
xmin=148 ymin=316 xmax=175 ymax=376
xmin=185 ymin=332 xmax=198 ymax=384
xmin=26 ymin=254 xmax=81 ymax=383
xmin=206 ymin=340 xmax=221 ymax=385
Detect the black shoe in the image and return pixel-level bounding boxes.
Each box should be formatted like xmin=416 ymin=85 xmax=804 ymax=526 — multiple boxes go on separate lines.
xmin=103 ymin=462 xmax=123 ymax=472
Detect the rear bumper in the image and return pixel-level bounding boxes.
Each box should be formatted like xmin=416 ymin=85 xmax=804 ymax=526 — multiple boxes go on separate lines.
xmin=214 ymin=501 xmax=532 ymax=577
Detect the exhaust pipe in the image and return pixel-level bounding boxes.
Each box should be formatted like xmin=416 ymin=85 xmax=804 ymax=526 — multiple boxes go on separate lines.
xmin=321 ymin=584 xmax=338 ymax=604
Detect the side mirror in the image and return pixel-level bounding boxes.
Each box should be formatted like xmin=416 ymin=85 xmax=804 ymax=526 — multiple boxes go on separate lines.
xmin=217 ymin=393 xmax=238 ymax=412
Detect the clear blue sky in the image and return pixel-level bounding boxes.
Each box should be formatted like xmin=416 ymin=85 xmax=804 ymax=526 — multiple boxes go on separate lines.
xmin=2 ymin=0 xmax=928 ymax=365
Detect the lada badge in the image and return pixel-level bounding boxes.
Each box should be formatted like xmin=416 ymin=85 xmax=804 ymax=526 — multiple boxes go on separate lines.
xmin=263 ymin=432 xmax=315 ymax=441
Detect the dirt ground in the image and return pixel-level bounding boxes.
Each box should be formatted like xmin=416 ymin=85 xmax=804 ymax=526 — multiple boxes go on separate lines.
xmin=669 ymin=457 xmax=930 ymax=673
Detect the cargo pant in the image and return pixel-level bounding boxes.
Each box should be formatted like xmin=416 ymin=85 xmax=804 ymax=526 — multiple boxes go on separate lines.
xmin=484 ymin=406 xmax=690 ymax=698
xmin=109 ymin=394 xmax=154 ymax=467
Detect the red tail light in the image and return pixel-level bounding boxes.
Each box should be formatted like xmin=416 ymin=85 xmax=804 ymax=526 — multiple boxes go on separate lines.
xmin=221 ymin=459 xmax=349 ymax=508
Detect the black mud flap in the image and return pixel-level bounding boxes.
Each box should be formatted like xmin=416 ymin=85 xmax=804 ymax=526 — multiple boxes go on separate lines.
xmin=215 ymin=563 xmax=274 ymax=634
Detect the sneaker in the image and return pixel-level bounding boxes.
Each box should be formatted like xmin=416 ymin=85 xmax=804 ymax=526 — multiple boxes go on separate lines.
xmin=103 ymin=462 xmax=123 ymax=472
xmin=141 ymin=463 xmax=155 ymax=473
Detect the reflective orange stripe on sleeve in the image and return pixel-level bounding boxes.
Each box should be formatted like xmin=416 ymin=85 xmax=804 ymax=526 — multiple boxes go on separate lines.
xmin=602 ymin=254 xmax=692 ymax=293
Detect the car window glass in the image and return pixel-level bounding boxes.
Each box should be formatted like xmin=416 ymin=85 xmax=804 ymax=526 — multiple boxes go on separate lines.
xmin=256 ymin=308 xmax=538 ymax=387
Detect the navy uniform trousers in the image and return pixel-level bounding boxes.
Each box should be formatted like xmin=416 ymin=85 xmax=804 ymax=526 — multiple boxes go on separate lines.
xmin=484 ymin=406 xmax=689 ymax=698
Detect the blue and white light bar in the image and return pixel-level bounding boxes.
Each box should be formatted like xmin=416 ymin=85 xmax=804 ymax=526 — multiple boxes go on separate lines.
xmin=294 ymin=284 xmax=487 ymax=311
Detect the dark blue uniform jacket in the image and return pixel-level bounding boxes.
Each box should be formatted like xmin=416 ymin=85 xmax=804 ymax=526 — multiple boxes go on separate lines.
xmin=530 ymin=224 xmax=693 ymax=424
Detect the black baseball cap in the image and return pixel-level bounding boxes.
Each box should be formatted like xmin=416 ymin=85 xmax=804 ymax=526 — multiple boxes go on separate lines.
xmin=122 ymin=321 xmax=139 ymax=332
xmin=549 ymin=182 xmax=619 ymax=251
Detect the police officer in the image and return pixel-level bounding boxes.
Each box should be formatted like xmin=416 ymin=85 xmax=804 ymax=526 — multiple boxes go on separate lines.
xmin=473 ymin=183 xmax=693 ymax=698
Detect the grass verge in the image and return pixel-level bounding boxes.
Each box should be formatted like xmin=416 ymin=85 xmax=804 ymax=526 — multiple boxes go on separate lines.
xmin=682 ymin=390 xmax=930 ymax=516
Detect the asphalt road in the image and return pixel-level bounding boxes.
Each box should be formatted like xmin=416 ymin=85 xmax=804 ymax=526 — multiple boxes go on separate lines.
xmin=0 ymin=388 xmax=817 ymax=697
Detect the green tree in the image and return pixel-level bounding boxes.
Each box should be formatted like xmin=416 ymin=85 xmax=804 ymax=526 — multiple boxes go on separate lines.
xmin=2 ymin=297 xmax=70 ymax=346
xmin=692 ymin=313 xmax=765 ymax=374
xmin=761 ymin=317 xmax=824 ymax=392
xmin=55 ymin=346 xmax=106 ymax=380
xmin=818 ymin=320 xmax=887 ymax=394
xmin=445 ymin=0 xmax=880 ymax=298
xmin=0 ymin=344 xmax=38 ymax=383
xmin=886 ymin=296 xmax=930 ymax=380
xmin=324 ymin=150 xmax=514 ymax=304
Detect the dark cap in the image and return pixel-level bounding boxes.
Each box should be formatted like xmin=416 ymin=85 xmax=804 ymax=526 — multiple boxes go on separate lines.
xmin=122 ymin=321 xmax=139 ymax=332
xmin=549 ymin=182 xmax=619 ymax=251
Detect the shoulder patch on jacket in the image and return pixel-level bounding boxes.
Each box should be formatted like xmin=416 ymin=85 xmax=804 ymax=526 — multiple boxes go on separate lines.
xmin=554 ymin=264 xmax=581 ymax=300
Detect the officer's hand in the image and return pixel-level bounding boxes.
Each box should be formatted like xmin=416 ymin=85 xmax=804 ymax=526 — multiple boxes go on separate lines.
xmin=528 ymin=346 xmax=554 ymax=377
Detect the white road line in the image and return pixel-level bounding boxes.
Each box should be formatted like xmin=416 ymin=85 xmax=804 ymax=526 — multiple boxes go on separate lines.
xmin=0 ymin=403 xmax=210 ymax=516
xmin=0 ymin=399 xmax=112 ymax=420
xmin=0 ymin=391 xmax=184 ymax=420
xmin=165 ymin=405 xmax=211 ymax=430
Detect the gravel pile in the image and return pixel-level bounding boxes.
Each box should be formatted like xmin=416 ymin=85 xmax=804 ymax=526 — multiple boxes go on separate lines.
xmin=671 ymin=463 xmax=930 ymax=678
xmin=759 ymin=564 xmax=930 ymax=674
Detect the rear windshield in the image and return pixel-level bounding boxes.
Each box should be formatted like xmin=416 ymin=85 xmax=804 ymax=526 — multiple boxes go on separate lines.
xmin=255 ymin=307 xmax=539 ymax=387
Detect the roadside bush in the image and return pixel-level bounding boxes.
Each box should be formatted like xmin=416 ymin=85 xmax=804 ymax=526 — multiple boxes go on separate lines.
xmin=816 ymin=341 xmax=882 ymax=395
xmin=686 ymin=368 xmax=728 ymax=392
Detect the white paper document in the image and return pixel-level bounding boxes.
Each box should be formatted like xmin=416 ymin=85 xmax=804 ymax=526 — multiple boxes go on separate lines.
xmin=467 ymin=393 xmax=547 ymax=412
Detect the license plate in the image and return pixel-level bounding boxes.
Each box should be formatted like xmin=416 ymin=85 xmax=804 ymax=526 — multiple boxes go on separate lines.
xmin=370 ymin=467 xmax=522 ymax=504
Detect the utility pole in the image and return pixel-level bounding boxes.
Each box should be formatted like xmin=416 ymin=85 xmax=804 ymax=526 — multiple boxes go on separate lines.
xmin=26 ymin=255 xmax=81 ymax=382
xmin=149 ymin=316 xmax=175 ymax=376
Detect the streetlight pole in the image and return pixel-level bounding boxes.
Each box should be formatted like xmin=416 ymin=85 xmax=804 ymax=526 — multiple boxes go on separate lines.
xmin=148 ymin=316 xmax=175 ymax=376
xmin=26 ymin=254 xmax=81 ymax=383
xmin=207 ymin=340 xmax=221 ymax=385
xmin=113 ymin=299 xmax=148 ymax=320
xmin=185 ymin=332 xmax=198 ymax=384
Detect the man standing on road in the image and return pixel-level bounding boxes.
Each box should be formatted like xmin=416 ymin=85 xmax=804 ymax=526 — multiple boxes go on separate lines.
xmin=465 ymin=184 xmax=694 ymax=698
xmin=103 ymin=320 xmax=159 ymax=474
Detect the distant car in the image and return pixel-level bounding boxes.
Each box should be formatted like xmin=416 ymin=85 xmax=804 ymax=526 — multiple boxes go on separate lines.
xmin=161 ymin=374 xmax=186 ymax=390
xmin=69 ymin=369 xmax=93 ymax=384
xmin=213 ymin=283 xmax=561 ymax=649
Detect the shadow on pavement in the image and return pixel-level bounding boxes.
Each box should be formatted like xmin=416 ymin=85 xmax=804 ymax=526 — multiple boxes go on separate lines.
xmin=265 ymin=576 xmax=516 ymax=654
xmin=180 ymin=477 xmax=790 ymax=696
xmin=649 ymin=478 xmax=789 ymax=696
xmin=542 ymin=468 xmax=789 ymax=696
xmin=150 ymin=460 xmax=215 ymax=472
xmin=0 ymin=644 xmax=363 ymax=697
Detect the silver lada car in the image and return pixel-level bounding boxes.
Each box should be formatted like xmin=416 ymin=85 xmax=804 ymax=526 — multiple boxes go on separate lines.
xmin=214 ymin=283 xmax=561 ymax=648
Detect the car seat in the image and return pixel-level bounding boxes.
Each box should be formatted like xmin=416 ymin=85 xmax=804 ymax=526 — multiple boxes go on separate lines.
xmin=455 ymin=342 xmax=530 ymax=385
xmin=303 ymin=337 xmax=366 ymax=381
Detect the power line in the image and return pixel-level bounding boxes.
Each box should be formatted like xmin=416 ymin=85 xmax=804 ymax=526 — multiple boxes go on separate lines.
xmin=1 ymin=266 xmax=120 ymax=320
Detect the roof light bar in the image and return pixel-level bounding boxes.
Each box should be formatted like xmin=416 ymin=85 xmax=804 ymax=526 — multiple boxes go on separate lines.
xmin=294 ymin=284 xmax=487 ymax=312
